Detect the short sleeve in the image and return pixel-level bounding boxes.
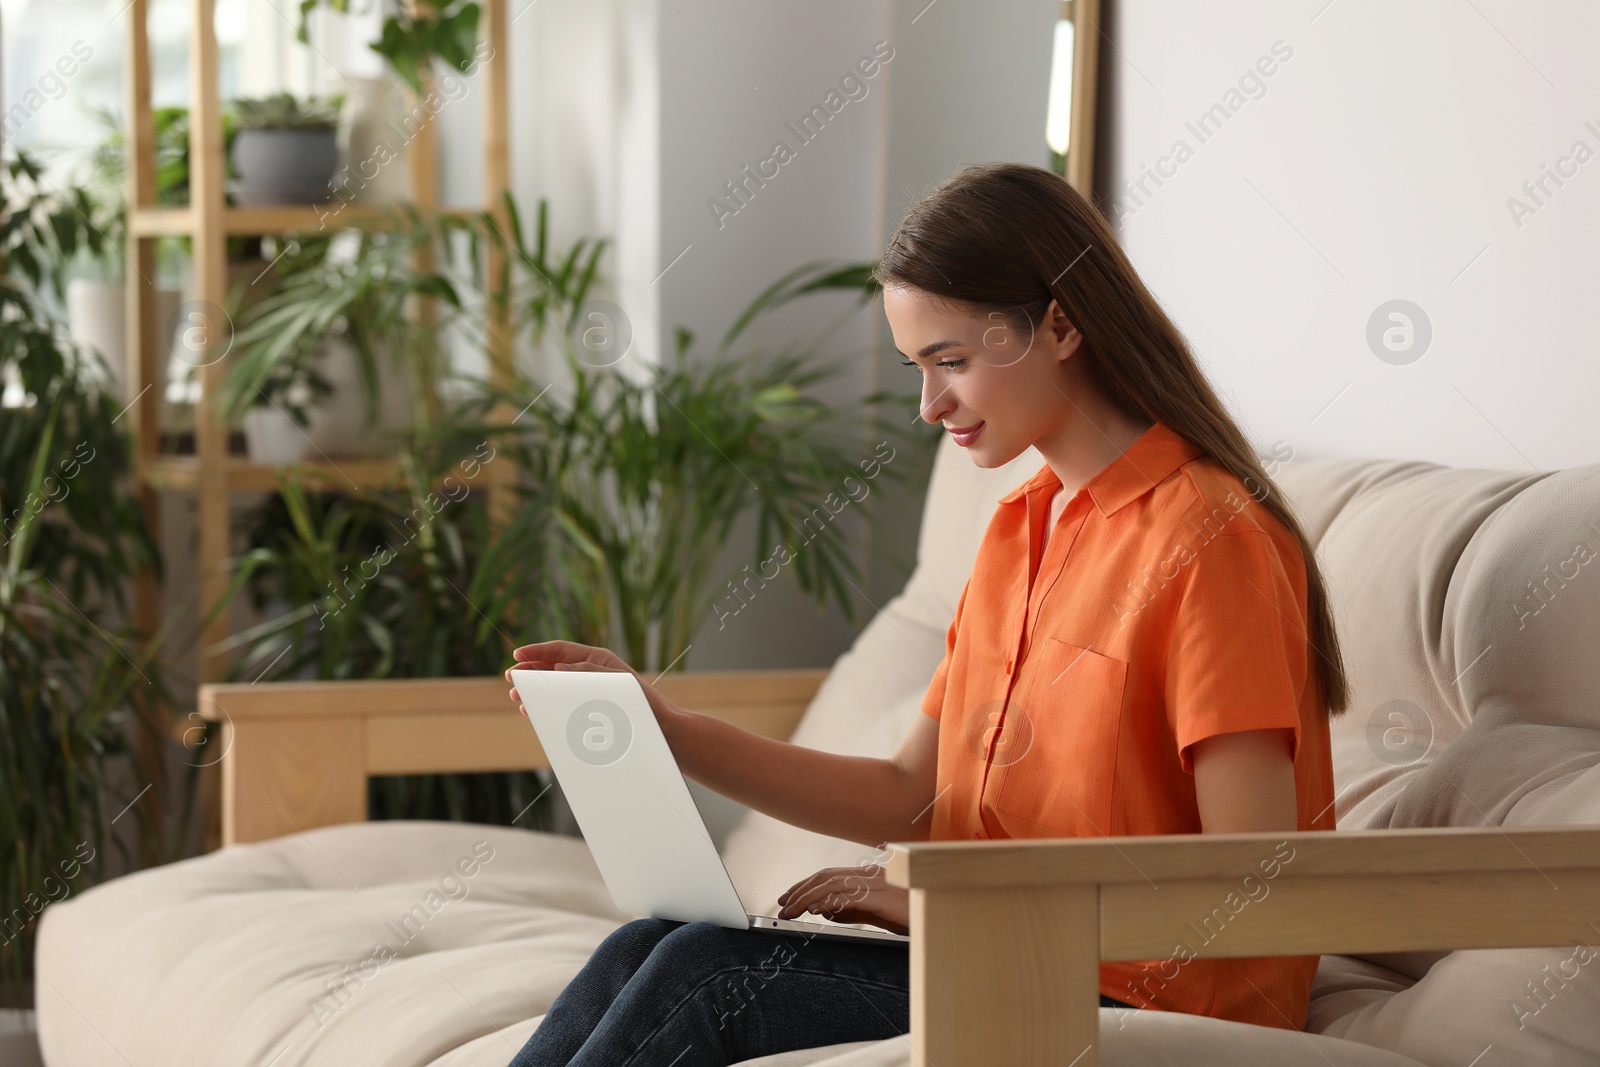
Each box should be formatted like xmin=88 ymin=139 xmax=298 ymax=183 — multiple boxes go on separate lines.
xmin=1163 ymin=529 xmax=1308 ymax=774
xmin=921 ymin=577 xmax=971 ymax=721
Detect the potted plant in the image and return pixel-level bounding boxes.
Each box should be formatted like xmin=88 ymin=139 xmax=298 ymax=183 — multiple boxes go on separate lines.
xmin=208 ymin=234 xmax=914 ymax=823
xmin=220 ymin=194 xmax=604 ymax=457
xmin=78 ymin=103 xmax=305 ymax=430
xmin=228 ymin=92 xmax=344 ymax=206
xmin=220 ymin=212 xmax=450 ymax=457
xmin=241 ymin=341 xmax=334 ymax=464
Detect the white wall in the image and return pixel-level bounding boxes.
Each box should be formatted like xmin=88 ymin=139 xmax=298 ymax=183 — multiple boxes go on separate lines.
xmin=1101 ymin=0 xmax=1600 ymax=470
xmin=657 ymin=0 xmax=890 ymax=671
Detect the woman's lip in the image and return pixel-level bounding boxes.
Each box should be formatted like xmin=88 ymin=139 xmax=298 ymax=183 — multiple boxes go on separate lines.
xmin=948 ymin=422 xmax=984 ymax=446
xmin=946 ymin=422 xmax=983 ymax=435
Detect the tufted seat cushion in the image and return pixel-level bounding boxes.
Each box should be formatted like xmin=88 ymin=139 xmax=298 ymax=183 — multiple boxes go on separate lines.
xmin=40 ymin=823 xmax=628 ymax=1065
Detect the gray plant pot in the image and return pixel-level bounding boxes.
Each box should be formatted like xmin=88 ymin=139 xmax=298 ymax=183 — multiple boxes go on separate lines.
xmin=230 ymin=127 xmax=339 ymax=205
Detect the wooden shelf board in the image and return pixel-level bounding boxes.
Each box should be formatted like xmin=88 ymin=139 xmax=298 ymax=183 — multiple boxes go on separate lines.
xmin=129 ymin=204 xmax=483 ymax=238
xmin=127 ymin=207 xmax=198 ymax=237
xmin=138 ymin=454 xmax=408 ymax=493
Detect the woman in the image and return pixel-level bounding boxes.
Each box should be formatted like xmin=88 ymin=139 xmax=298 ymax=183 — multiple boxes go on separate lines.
xmin=503 ymin=161 xmax=1348 ymax=1066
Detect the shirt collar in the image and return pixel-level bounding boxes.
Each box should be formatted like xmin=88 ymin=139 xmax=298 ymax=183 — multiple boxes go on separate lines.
xmin=997 ymin=420 xmax=1204 ymax=517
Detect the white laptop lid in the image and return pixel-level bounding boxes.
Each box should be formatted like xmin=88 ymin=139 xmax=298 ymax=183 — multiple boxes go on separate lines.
xmin=511 ymin=668 xmax=751 ymax=929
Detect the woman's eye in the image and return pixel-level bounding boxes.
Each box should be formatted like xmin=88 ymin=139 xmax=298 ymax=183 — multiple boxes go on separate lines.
xmin=899 ymin=358 xmax=966 ymax=370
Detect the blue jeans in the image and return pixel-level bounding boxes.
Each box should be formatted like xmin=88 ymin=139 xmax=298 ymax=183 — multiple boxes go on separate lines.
xmin=507 ymin=917 xmax=1138 ymax=1066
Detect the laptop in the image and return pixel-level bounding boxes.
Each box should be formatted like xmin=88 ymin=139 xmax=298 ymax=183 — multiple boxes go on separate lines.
xmin=510 ymin=667 xmax=909 ymax=946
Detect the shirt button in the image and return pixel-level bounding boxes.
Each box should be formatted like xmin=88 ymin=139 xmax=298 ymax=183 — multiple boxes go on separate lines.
xmin=1005 ymin=658 xmax=1013 ymax=674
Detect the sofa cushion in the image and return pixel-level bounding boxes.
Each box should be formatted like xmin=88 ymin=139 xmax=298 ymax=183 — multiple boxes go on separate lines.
xmin=1269 ymin=457 xmax=1600 ymax=833
xmin=38 ymin=822 xmax=625 ymax=1067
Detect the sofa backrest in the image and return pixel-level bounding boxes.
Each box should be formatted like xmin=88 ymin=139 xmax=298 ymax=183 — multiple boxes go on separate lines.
xmin=722 ymin=433 xmax=1600 ymax=919
xmin=1271 ymin=456 xmax=1600 ymax=833
xmin=1273 ymin=454 xmax=1600 ymax=995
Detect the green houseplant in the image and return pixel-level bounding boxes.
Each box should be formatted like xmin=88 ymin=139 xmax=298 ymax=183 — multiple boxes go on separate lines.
xmin=210 ymin=436 xmax=565 ymax=828
xmin=218 ymin=208 xmax=462 ymax=436
xmin=82 ymin=103 xmax=246 ymax=263
xmin=240 ymin=340 xmax=335 ymax=464
xmin=76 ymin=104 xmax=276 ymax=422
xmin=489 ymin=258 xmax=917 ymax=675
xmin=297 ymin=0 xmax=484 ymax=95
xmin=202 ymin=193 xmax=606 ymax=828
xmin=208 ymin=187 xmax=595 ymax=819
xmin=0 ymin=156 xmax=176 ymax=1007
xmin=219 ymin=193 xmax=607 ymax=447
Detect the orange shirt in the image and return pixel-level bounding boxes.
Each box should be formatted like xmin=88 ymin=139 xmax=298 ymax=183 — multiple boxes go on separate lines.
xmin=921 ymin=420 xmax=1335 ymax=1030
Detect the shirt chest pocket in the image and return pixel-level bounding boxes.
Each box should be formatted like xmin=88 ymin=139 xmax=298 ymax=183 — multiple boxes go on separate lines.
xmin=990 ymin=637 xmax=1128 ymax=837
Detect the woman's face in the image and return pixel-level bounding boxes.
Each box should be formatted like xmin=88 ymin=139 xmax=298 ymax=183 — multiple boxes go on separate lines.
xmin=883 ymin=283 xmax=1082 ymax=469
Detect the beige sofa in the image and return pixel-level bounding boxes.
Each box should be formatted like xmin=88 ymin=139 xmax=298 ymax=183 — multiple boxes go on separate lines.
xmin=37 ymin=431 xmax=1600 ymax=1066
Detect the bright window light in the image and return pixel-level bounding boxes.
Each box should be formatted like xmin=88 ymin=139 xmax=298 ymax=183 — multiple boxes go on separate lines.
xmin=1045 ymin=17 xmax=1075 ymax=156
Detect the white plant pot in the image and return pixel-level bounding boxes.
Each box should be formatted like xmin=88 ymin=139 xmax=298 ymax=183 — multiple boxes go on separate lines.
xmin=302 ymin=339 xmax=415 ymax=458
xmin=244 ymin=406 xmax=312 ymax=465
xmin=66 ymin=278 xmax=181 ymax=409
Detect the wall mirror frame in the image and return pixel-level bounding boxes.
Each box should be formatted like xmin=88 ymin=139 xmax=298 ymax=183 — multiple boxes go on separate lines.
xmin=1055 ymin=0 xmax=1101 ymax=194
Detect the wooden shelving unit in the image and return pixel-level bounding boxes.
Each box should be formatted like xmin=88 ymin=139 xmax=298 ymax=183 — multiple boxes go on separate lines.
xmin=120 ymin=0 xmax=517 ymax=844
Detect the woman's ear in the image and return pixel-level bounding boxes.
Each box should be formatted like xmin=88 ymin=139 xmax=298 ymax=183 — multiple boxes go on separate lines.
xmin=1048 ymin=299 xmax=1083 ymax=362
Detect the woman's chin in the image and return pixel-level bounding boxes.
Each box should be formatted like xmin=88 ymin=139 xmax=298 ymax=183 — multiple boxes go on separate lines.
xmin=963 ymin=438 xmax=1015 ymax=469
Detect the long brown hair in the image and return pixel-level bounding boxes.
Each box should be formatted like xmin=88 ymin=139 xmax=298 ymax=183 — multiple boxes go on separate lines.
xmin=874 ymin=161 xmax=1348 ymax=717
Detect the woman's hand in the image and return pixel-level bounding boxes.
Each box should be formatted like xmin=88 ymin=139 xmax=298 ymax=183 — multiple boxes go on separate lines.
xmin=776 ymin=863 xmax=909 ymax=936
xmin=505 ymin=640 xmax=684 ymax=735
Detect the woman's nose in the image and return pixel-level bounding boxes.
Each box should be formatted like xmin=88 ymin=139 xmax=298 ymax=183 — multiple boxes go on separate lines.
xmin=919 ymin=376 xmax=954 ymax=424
